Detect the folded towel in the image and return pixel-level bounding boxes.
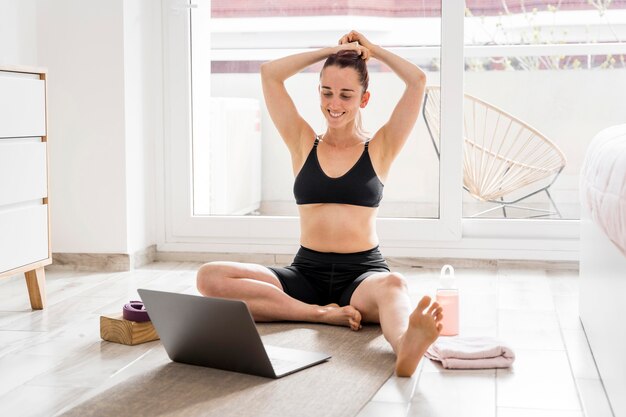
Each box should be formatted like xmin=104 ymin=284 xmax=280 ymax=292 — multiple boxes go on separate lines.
xmin=425 ymin=336 xmax=515 ymax=369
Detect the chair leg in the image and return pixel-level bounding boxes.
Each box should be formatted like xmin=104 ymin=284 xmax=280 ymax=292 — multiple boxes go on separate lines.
xmin=544 ymin=189 xmax=562 ymax=218
xmin=501 ymin=197 xmax=507 ymax=218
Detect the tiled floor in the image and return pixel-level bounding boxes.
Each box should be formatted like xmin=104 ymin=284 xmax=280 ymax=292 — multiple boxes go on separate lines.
xmin=358 ymin=268 xmax=614 ymax=417
xmin=0 ymin=262 xmax=613 ymax=417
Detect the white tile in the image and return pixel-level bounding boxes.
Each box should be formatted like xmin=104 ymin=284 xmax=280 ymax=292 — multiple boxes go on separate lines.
xmin=0 ymin=281 xmax=34 ymax=311
xmin=498 ymin=310 xmax=564 ymax=350
xmin=32 ymin=341 xmax=158 ymax=388
xmin=408 ymin=372 xmax=496 ymax=417
xmin=371 ymin=375 xmax=419 ymax=403
xmin=0 ymin=330 xmax=43 ymax=358
xmin=0 ymin=384 xmax=89 ymax=417
xmin=137 ymin=269 xmax=196 ymax=293
xmin=498 ymin=277 xmax=555 ymax=311
xmin=17 ymin=317 xmax=101 ymax=357
xmin=420 ymin=357 xmax=446 ymax=373
xmin=498 ymin=269 xmax=549 ymax=279
xmin=42 ymin=271 xmax=121 ymax=304
xmin=546 ymin=270 xmax=580 ymax=297
xmin=0 ymin=310 xmax=38 ymax=330
xmin=497 ymin=407 xmax=583 ymax=417
xmin=0 ymin=353 xmax=64 ymax=396
xmin=497 ymin=350 xmax=581 ymax=410
xmin=576 ymin=378 xmax=613 ymax=417
xmin=92 ymin=296 xmax=138 ymax=316
xmin=458 ymin=325 xmax=498 ymax=338
xmin=554 ymin=295 xmax=583 ymax=330
xmin=561 ymin=329 xmax=599 ymax=379
xmin=0 ymin=273 xmax=22 ymax=288
xmin=84 ymin=269 xmax=171 ymax=298
xmin=1 ymin=295 xmax=117 ymax=332
xmin=356 ymin=401 xmax=410 ymax=417
xmin=460 ymin=292 xmax=498 ymax=329
xmin=456 ymin=269 xmax=498 ymax=294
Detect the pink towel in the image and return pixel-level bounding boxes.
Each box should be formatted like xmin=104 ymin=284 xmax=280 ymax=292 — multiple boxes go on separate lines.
xmin=425 ymin=336 xmax=515 ymax=369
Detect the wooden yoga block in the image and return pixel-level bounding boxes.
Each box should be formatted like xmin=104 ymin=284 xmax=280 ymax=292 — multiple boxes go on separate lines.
xmin=100 ymin=314 xmax=159 ymax=346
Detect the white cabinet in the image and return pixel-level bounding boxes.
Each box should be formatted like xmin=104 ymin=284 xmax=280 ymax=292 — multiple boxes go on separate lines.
xmin=0 ymin=66 xmax=51 ymax=310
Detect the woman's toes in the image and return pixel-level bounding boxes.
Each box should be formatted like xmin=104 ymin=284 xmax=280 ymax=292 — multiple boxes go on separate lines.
xmin=427 ymin=301 xmax=440 ymax=315
xmin=417 ymin=295 xmax=431 ymax=312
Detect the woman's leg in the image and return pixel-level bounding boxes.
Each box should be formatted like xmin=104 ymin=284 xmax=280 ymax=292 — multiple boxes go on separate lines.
xmin=196 ymin=261 xmax=361 ymax=330
xmin=348 ymin=271 xmax=443 ymax=377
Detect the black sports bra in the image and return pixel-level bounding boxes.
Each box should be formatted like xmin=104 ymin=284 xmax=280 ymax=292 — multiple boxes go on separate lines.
xmin=293 ymin=136 xmax=384 ymax=207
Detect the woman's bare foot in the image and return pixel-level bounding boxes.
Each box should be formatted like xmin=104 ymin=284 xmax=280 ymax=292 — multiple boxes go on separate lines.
xmin=316 ymin=304 xmax=362 ymax=331
xmin=395 ymin=295 xmax=443 ymax=377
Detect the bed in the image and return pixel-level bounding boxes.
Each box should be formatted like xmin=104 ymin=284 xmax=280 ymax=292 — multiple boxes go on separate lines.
xmin=579 ymin=124 xmax=626 ymax=417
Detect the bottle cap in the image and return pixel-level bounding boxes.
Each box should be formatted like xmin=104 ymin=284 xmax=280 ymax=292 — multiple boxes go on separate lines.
xmin=441 ymin=264 xmax=455 ymax=278
xmin=440 ymin=264 xmax=456 ymax=289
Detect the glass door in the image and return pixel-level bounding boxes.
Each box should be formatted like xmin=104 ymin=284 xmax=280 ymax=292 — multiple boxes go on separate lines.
xmin=162 ymin=0 xmax=464 ymax=252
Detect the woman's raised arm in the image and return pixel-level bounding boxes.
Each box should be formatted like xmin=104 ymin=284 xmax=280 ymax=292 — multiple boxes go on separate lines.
xmin=340 ymin=31 xmax=426 ymax=162
xmin=260 ymin=43 xmax=367 ymax=155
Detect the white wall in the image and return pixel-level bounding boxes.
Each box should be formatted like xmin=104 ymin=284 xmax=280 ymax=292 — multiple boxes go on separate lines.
xmin=1 ymin=0 xmax=160 ymax=255
xmin=37 ymin=0 xmax=129 ymax=253
xmin=0 ymin=0 xmax=38 ymax=65
xmin=122 ymin=0 xmax=160 ymax=254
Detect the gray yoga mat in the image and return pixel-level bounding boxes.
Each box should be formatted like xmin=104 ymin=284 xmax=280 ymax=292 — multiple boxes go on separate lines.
xmin=59 ymin=323 xmax=395 ymax=417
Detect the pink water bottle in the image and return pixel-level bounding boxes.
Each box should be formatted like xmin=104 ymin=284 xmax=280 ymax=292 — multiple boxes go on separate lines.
xmin=436 ymin=265 xmax=459 ymax=336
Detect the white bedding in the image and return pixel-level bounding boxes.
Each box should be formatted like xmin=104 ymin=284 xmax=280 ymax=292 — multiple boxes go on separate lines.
xmin=580 ymin=124 xmax=626 ymax=257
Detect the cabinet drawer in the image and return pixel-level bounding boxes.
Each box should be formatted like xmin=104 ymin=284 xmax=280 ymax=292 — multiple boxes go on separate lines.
xmin=0 ymin=75 xmax=46 ymax=138
xmin=0 ymin=205 xmax=49 ymax=273
xmin=0 ymin=142 xmax=47 ymax=206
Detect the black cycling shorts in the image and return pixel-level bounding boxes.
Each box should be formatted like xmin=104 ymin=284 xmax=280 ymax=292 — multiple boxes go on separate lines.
xmin=267 ymin=245 xmax=390 ymax=307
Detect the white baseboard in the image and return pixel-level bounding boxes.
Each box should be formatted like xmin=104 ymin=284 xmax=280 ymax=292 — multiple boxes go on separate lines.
xmin=49 ymin=245 xmax=157 ymax=272
xmin=47 ymin=244 xmax=578 ymax=272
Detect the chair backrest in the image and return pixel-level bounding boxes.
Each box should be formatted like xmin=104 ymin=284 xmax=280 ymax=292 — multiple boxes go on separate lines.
xmin=422 ymin=86 xmax=567 ymax=201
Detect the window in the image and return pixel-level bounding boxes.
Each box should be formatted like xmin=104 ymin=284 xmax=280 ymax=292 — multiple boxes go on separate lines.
xmin=462 ymin=0 xmax=626 ymax=220
xmin=193 ymin=1 xmax=445 ymax=219
xmin=159 ymin=0 xmax=462 ymax=253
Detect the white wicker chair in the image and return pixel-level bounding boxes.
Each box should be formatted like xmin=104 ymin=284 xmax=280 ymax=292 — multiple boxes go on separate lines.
xmin=422 ymin=86 xmax=567 ymax=218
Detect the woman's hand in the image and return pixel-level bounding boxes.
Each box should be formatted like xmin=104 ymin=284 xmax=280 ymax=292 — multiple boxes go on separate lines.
xmin=335 ymin=31 xmax=372 ymax=61
xmin=338 ymin=30 xmax=377 ymax=59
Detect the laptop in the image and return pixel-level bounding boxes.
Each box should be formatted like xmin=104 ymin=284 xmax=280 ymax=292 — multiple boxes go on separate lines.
xmin=138 ymin=289 xmax=331 ymax=378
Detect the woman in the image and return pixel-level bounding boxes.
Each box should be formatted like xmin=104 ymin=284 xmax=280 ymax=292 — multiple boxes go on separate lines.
xmin=196 ymin=30 xmax=443 ymax=377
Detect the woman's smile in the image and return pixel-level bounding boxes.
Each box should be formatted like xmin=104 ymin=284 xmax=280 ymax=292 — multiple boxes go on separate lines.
xmin=328 ymin=110 xmax=345 ymax=118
